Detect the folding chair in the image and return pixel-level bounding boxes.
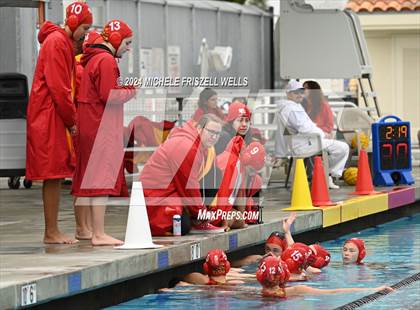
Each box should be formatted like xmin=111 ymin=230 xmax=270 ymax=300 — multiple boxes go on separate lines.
xmin=336 ymin=107 xmax=374 ymax=157
xmin=276 ymin=108 xmax=329 ymax=188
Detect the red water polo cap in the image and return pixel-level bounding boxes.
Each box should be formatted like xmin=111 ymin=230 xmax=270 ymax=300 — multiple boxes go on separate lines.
xmin=65 ymin=2 xmax=92 ymax=32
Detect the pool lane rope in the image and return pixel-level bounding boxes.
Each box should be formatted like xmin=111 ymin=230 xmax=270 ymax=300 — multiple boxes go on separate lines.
xmin=335 ymin=272 xmax=420 ymax=310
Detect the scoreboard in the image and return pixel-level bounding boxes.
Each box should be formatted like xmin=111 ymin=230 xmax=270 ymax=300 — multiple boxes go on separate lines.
xmin=372 ymin=115 xmax=414 ymax=186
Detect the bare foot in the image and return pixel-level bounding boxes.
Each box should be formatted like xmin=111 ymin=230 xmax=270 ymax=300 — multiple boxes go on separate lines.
xmin=44 ymin=232 xmax=79 ymax=244
xmin=75 ymin=229 xmax=92 ymax=240
xmin=91 ymin=234 xmax=123 ymax=246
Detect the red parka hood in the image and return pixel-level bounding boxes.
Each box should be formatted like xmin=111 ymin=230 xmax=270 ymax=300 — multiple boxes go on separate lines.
xmin=168 ymin=120 xmax=202 ymax=146
xmin=38 ymin=21 xmax=66 ymax=44
xmin=81 ymin=45 xmax=113 ymax=67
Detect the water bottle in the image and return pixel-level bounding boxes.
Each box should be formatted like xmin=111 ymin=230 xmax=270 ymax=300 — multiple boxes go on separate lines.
xmin=173 ymin=214 xmax=181 ymax=236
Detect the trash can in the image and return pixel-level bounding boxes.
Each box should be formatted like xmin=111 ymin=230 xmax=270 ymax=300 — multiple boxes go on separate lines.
xmin=0 ymin=73 xmax=32 ymax=189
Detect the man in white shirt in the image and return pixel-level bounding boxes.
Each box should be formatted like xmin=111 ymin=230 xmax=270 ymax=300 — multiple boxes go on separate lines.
xmin=275 ymin=80 xmax=349 ymax=189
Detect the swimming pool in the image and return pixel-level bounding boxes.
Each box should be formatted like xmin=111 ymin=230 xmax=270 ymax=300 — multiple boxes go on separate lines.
xmin=108 ymin=214 xmax=420 ymax=309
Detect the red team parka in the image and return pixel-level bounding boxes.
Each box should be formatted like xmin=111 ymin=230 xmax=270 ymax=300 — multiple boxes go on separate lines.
xmin=71 ymin=45 xmax=135 ymax=197
xmin=212 ymin=139 xmax=265 ymax=225
xmin=26 ymin=22 xmax=76 ymax=180
xmin=140 ymin=121 xmax=208 ymax=236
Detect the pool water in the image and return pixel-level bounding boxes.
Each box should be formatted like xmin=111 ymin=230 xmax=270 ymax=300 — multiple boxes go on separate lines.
xmin=108 ymin=214 xmax=420 ymax=309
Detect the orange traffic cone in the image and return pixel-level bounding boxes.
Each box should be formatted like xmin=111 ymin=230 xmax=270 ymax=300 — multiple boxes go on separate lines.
xmin=311 ymin=156 xmax=336 ymax=206
xmin=350 ymin=150 xmax=379 ymax=195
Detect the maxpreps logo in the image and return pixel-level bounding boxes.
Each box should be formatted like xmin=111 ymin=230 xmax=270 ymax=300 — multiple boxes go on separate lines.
xmin=197 ymin=209 xmax=259 ymax=221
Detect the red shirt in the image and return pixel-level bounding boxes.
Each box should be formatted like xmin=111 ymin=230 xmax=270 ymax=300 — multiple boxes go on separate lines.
xmin=307 ymin=100 xmax=334 ymax=134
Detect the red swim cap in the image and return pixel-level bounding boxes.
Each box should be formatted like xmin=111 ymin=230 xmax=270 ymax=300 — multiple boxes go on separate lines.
xmin=203 ymin=249 xmax=231 ymax=277
xmin=345 ymin=238 xmax=366 ymax=264
xmin=82 ymin=30 xmax=101 ymax=52
xmin=293 ymin=243 xmax=317 ymax=266
xmin=281 ymin=243 xmax=315 ymax=273
xmin=226 ymin=102 xmax=251 ymax=122
xmin=102 ymin=20 xmax=133 ymax=51
xmin=281 ymin=248 xmax=306 ymax=274
xmin=310 ymin=244 xmax=331 ymax=269
xmin=256 ymin=255 xmax=290 ymax=288
xmin=241 ymin=142 xmax=266 ymax=171
xmin=65 ymin=2 xmax=92 ymax=32
xmin=266 ymin=232 xmax=288 ymax=252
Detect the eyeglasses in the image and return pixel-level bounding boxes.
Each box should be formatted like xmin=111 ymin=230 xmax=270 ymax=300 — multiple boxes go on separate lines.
xmin=204 ymin=127 xmax=221 ymax=138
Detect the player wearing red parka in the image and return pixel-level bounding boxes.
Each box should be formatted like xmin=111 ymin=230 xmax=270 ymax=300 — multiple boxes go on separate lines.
xmin=72 ymin=30 xmax=102 ymax=241
xmin=140 ymin=115 xmax=223 ymax=236
xmin=72 ymin=20 xmax=135 ymax=246
xmin=26 ymin=2 xmax=92 ymax=244
xmin=74 ymin=31 xmax=101 ymax=108
xmin=212 ymin=139 xmax=265 ymax=228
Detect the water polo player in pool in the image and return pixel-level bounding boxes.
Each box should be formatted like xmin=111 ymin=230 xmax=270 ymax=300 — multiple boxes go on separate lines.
xmin=341 ymin=237 xmax=387 ymax=270
xmin=274 ymin=213 xmax=332 ymax=274
xmin=234 ymin=213 xmax=327 ymax=275
xmin=342 ymin=238 xmax=366 ymax=265
xmin=231 ymin=213 xmax=295 ymax=267
xmin=255 ymin=254 xmax=394 ymax=298
xmin=163 ymin=254 xmax=393 ymax=297
xmin=164 ymin=249 xmax=254 ymax=288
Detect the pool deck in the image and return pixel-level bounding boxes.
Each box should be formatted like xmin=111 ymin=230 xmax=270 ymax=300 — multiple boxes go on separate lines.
xmin=1 ymin=168 xmax=419 ymax=309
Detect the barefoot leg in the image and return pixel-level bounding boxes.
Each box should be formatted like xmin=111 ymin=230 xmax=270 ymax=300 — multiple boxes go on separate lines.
xmin=86 ymin=206 xmax=93 ymax=232
xmin=91 ymin=203 xmax=106 ymax=238
xmin=91 ymin=197 xmax=123 ymax=246
xmin=74 ymin=197 xmax=93 ymax=240
xmin=43 ymin=179 xmax=78 ymax=244
xmin=43 ymin=179 xmax=60 ymax=236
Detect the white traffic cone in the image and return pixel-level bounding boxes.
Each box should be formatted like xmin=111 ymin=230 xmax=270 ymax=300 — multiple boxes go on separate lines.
xmin=115 ymin=182 xmax=162 ymax=249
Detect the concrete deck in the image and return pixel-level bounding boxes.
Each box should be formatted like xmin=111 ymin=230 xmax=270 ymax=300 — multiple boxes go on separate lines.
xmin=1 ymin=168 xmax=419 ymax=309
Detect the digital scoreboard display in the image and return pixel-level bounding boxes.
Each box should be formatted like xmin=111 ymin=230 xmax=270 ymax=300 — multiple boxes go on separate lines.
xmin=372 ymin=116 xmax=414 ymax=186
xmin=378 ymin=124 xmax=409 ymax=170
